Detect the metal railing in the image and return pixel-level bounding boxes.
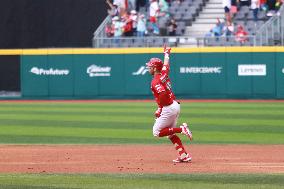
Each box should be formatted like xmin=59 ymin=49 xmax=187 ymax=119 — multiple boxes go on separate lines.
xmin=92 ymin=35 xmax=257 ymax=48
xmin=93 ymin=36 xmax=193 ymax=48
xmin=255 ymin=6 xmax=284 ymax=46
xmin=93 ymin=15 xmax=111 ymax=47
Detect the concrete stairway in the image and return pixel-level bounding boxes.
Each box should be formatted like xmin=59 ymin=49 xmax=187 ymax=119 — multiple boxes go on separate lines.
xmin=179 ymin=0 xmax=225 ymax=46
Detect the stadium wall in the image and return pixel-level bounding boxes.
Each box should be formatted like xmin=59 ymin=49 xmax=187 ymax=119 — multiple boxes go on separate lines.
xmin=1 ymin=47 xmax=284 ymax=99
xmin=19 ymin=47 xmax=284 ymax=99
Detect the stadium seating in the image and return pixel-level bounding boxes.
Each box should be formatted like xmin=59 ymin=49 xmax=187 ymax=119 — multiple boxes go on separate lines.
xmin=93 ymin=0 xmax=283 ymax=47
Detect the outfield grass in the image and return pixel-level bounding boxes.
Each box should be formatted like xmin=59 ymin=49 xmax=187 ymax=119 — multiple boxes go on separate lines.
xmin=0 ymin=101 xmax=283 ymax=144
xmin=0 ymin=101 xmax=283 ymax=189
xmin=0 ymin=173 xmax=283 ymax=189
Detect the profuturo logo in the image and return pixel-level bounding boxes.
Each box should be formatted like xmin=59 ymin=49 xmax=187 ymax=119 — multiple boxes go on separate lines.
xmin=87 ymin=64 xmax=111 ymax=77
xmin=132 ymin=66 xmax=148 ymax=75
xmin=30 ymin=67 xmax=69 ymax=75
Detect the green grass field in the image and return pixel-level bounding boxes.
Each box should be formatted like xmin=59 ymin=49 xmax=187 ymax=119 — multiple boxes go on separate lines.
xmin=0 ymin=173 xmax=283 ymax=189
xmin=0 ymin=101 xmax=283 ymax=188
xmin=0 ymin=101 xmax=284 ymax=144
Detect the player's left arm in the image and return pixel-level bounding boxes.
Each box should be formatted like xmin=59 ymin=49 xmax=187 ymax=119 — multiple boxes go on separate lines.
xmin=160 ymin=45 xmax=171 ymax=83
xmin=163 ymin=44 xmax=171 ymax=68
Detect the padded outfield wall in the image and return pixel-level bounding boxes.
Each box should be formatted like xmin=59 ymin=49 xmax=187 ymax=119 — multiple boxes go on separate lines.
xmin=1 ymin=47 xmax=284 ymax=99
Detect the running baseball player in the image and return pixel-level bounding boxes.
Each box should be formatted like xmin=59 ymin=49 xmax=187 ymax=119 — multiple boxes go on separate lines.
xmin=146 ymin=45 xmax=193 ymax=163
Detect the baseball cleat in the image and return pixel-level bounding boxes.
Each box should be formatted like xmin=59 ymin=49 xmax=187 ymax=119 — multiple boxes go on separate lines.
xmin=173 ymin=153 xmax=192 ymax=163
xmin=180 ymin=123 xmax=193 ymax=141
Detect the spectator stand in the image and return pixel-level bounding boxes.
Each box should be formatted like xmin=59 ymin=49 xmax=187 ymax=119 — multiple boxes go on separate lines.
xmin=203 ymin=0 xmax=284 ymax=46
xmin=93 ymin=0 xmax=284 ymax=47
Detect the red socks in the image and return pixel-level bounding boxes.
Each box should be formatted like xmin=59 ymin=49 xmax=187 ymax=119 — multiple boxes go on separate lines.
xmin=158 ymin=127 xmax=182 ymax=137
xmin=169 ymin=134 xmax=187 ymax=157
xmin=157 ymin=128 xmax=187 ymax=158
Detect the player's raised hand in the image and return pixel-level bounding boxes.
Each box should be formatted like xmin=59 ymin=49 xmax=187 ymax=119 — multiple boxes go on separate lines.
xmin=163 ymin=44 xmax=171 ymax=56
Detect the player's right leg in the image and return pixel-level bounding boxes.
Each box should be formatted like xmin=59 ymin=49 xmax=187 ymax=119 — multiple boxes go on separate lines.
xmin=152 ymin=101 xmax=193 ymax=162
xmin=168 ymin=112 xmax=193 ymax=163
xmin=168 ymin=134 xmax=192 ymax=163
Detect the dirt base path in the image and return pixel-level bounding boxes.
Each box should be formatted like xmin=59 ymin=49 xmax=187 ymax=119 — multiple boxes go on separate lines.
xmin=0 ymin=144 xmax=283 ymax=174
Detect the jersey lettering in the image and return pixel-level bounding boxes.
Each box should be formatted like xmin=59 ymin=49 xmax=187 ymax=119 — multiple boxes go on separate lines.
xmin=160 ymin=74 xmax=168 ymax=83
xmin=155 ymin=84 xmax=165 ymax=93
xmin=166 ymin=81 xmax=172 ymax=91
xmin=151 ymin=63 xmax=175 ymax=107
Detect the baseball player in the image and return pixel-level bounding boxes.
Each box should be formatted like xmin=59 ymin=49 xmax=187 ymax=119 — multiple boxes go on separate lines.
xmin=146 ymin=45 xmax=193 ymax=163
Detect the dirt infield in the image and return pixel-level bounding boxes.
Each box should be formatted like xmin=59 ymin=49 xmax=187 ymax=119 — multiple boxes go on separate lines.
xmin=0 ymin=144 xmax=283 ymax=174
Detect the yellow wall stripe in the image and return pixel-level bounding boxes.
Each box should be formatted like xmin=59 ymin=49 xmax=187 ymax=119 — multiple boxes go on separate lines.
xmin=0 ymin=49 xmax=23 ymax=55
xmin=0 ymin=47 xmax=284 ymax=55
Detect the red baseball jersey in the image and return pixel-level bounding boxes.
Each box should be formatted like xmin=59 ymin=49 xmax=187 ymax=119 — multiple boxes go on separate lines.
xmin=151 ymin=64 xmax=176 ymax=108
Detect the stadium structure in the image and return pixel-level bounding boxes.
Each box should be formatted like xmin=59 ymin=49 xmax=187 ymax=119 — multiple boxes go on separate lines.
xmin=93 ymin=0 xmax=284 ymax=47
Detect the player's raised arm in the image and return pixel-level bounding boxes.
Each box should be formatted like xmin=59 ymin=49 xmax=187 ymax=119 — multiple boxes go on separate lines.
xmin=163 ymin=44 xmax=171 ymax=67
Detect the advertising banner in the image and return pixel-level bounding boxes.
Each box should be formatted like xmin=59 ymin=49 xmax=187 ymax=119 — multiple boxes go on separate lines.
xmin=238 ymin=64 xmax=266 ymax=76
xmin=124 ymin=54 xmax=153 ymax=96
xmin=226 ymin=53 xmax=252 ymax=97
xmin=200 ymin=53 xmax=226 ymax=96
xmin=73 ymin=54 xmax=126 ymax=97
xmin=48 ymin=55 xmax=73 ymax=96
xmin=20 ymin=50 xmax=283 ymax=99
xmin=276 ymin=52 xmax=284 ymax=98
xmin=97 ymin=54 xmax=125 ymax=96
xmin=174 ymin=53 xmax=201 ymax=95
xmin=21 ymin=55 xmax=49 ymax=97
xmin=251 ymin=53 xmax=275 ymax=96
xmin=73 ymin=55 xmax=99 ymax=96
